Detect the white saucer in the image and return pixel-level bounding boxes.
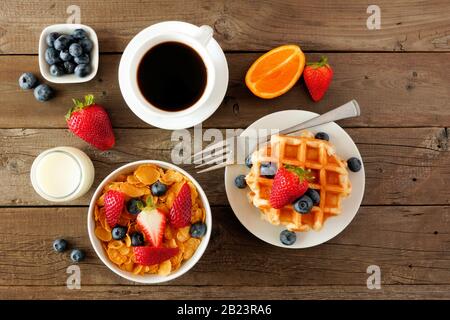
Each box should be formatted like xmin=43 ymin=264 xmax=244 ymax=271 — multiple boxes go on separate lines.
xmin=119 ymin=21 xmax=228 ymax=130
xmin=224 ymin=110 xmax=365 ymax=249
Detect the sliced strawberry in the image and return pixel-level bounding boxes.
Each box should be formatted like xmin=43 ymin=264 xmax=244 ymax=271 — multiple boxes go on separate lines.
xmin=133 ymin=246 xmax=179 ymax=266
xmin=104 ymin=190 xmax=125 ymax=227
xmin=136 ymin=208 xmax=166 ymax=247
xmin=169 ymin=183 xmax=192 ymax=228
xmin=269 ymin=166 xmax=312 ymax=209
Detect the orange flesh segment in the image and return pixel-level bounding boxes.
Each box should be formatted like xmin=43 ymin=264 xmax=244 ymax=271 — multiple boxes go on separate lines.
xmin=255 ymin=55 xmax=301 ymax=93
xmin=249 ymin=48 xmax=297 ymax=83
xmin=245 ymin=45 xmax=305 ymax=99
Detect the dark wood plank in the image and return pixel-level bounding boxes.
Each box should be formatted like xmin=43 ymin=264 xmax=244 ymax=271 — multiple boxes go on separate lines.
xmin=1 ymin=0 xmax=449 ymax=54
xmin=3 ymin=284 xmax=450 ymax=300
xmin=1 ymin=0 xmax=448 ymax=302
xmin=0 ymin=127 xmax=448 ymax=206
xmin=0 ymin=206 xmax=448 ymax=289
xmin=1 ymin=53 xmax=449 ymax=129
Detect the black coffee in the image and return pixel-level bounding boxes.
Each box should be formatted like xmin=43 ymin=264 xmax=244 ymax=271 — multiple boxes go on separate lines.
xmin=137 ymin=41 xmax=207 ymax=112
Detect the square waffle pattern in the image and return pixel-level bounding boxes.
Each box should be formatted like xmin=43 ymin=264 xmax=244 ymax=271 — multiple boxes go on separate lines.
xmin=246 ymin=131 xmax=351 ymax=232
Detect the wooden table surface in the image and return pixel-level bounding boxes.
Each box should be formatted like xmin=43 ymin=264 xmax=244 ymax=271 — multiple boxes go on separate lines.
xmin=0 ymin=0 xmax=449 ymax=300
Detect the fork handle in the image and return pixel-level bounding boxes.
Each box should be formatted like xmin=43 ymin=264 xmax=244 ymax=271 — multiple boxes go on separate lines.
xmin=278 ymin=100 xmax=361 ymax=135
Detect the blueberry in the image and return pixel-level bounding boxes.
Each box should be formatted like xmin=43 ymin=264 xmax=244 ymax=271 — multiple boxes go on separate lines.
xmin=347 ymin=157 xmax=362 ymax=172
xmin=72 ymin=28 xmax=88 ymax=40
xmin=190 ymin=222 xmax=207 ymax=238
xmin=69 ymin=43 xmax=83 ymax=57
xmin=33 ymin=84 xmax=53 ymax=102
xmin=46 ymin=32 xmax=60 ymax=47
xmin=293 ymin=195 xmax=313 ymax=214
xmin=63 ymin=61 xmax=76 ymax=74
xmin=280 ymin=230 xmax=296 ymax=245
xmin=54 ymin=35 xmax=72 ymax=51
xmin=260 ymin=162 xmax=277 ymax=178
xmin=49 ymin=64 xmax=64 ymax=77
xmin=79 ymin=38 xmax=93 ymax=53
xmin=111 ymin=225 xmax=127 ymax=240
xmin=245 ymin=155 xmax=252 ymax=168
xmin=18 ymin=72 xmax=38 ymax=90
xmin=59 ymin=50 xmax=72 ymax=62
xmin=74 ymin=53 xmax=90 ymax=64
xmin=151 ymin=181 xmax=167 ymax=196
xmin=70 ymin=249 xmax=85 ymax=262
xmin=315 ymin=132 xmax=329 ymax=141
xmin=45 ymin=47 xmax=61 ymax=65
xmin=52 ymin=239 xmax=68 ymax=252
xmin=126 ymin=198 xmax=143 ymax=215
xmin=305 ymin=189 xmax=320 ymax=205
xmin=74 ymin=63 xmax=91 ymax=77
xmin=130 ymin=232 xmax=145 ymax=246
xmin=234 ymin=174 xmax=246 ymax=189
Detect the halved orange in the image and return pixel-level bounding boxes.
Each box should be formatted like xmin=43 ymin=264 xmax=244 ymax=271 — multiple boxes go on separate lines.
xmin=245 ymin=44 xmax=305 ymax=99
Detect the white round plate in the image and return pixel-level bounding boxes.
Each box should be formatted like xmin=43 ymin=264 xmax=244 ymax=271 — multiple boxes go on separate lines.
xmin=224 ymin=110 xmax=365 ymax=249
xmin=119 ymin=21 xmax=228 ymax=130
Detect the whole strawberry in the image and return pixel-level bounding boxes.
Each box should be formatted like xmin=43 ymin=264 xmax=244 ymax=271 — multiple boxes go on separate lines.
xmin=303 ymin=56 xmax=333 ymax=102
xmin=66 ymin=94 xmax=115 ymax=151
xmin=104 ymin=190 xmax=125 ymax=227
xmin=169 ymin=183 xmax=192 ymax=228
xmin=269 ymin=165 xmax=313 ymax=209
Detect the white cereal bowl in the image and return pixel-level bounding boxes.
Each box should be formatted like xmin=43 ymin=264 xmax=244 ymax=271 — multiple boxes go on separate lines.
xmin=87 ymin=160 xmax=212 ymax=284
xmin=39 ymin=24 xmax=99 ymax=83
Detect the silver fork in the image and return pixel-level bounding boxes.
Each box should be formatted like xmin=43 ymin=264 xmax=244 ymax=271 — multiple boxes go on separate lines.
xmin=193 ymin=100 xmax=361 ymax=173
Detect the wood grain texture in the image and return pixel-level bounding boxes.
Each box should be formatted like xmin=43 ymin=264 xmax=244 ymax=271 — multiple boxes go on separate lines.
xmin=1 ymin=0 xmax=449 ymax=301
xmin=0 ymin=0 xmax=449 ymax=54
xmin=1 ymin=53 xmax=450 ymax=129
xmin=0 ymin=127 xmax=448 ymax=206
xmin=3 ymin=285 xmax=450 ymax=300
xmin=0 ymin=206 xmax=448 ymax=292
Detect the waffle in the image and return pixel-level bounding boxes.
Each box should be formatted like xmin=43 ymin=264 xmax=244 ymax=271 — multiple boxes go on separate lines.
xmin=245 ymin=131 xmax=351 ymax=232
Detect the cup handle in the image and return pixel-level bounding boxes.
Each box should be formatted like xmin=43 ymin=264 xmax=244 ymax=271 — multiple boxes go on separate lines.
xmin=194 ymin=25 xmax=214 ymax=47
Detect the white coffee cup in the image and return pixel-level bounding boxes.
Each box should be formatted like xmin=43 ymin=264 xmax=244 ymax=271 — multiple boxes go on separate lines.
xmin=119 ymin=21 xmax=228 ymax=129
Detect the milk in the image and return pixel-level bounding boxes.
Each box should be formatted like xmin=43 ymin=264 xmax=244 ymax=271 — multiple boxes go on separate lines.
xmin=31 ymin=147 xmax=95 ymax=202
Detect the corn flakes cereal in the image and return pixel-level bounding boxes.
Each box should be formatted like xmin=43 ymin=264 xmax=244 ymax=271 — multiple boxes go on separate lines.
xmin=122 ymin=259 xmax=134 ymax=272
xmin=116 ymin=174 xmax=127 ymax=182
xmin=119 ymin=246 xmax=131 ymax=256
xmin=108 ymin=240 xmax=124 ymax=250
xmin=165 ymin=226 xmax=174 ymax=240
xmin=157 ymin=260 xmax=171 ymax=276
xmin=125 ymin=234 xmax=131 ymax=247
xmin=127 ymin=174 xmax=145 ymax=186
xmin=183 ymin=238 xmax=201 ymax=260
xmin=108 ymin=247 xmax=127 ymax=265
xmin=160 ymin=169 xmax=184 ymax=185
xmin=120 ymin=182 xmax=150 ymax=197
xmin=176 ymin=226 xmax=191 ymax=242
xmin=132 ymin=264 xmax=144 ymax=275
xmin=191 ymin=207 xmax=203 ymax=224
xmin=104 ymin=182 xmax=123 ymax=192
xmin=134 ymin=165 xmax=160 ymax=185
xmin=93 ymin=164 xmax=207 ymax=276
xmin=95 ymin=226 xmax=112 ymax=242
xmin=167 ymin=238 xmax=177 ymax=248
xmin=145 ymin=265 xmax=158 ymax=274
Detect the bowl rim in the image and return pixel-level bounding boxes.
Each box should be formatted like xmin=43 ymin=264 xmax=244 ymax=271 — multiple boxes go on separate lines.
xmin=87 ymin=160 xmax=212 ymax=284
xmin=38 ymin=23 xmax=99 ymax=83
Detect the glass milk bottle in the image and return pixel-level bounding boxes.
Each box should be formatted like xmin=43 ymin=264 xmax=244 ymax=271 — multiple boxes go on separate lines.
xmin=30 ymin=146 xmax=95 ymax=202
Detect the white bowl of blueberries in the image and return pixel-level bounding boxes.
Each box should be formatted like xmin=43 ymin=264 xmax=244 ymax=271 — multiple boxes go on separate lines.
xmin=38 ymin=24 xmax=98 ymax=83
